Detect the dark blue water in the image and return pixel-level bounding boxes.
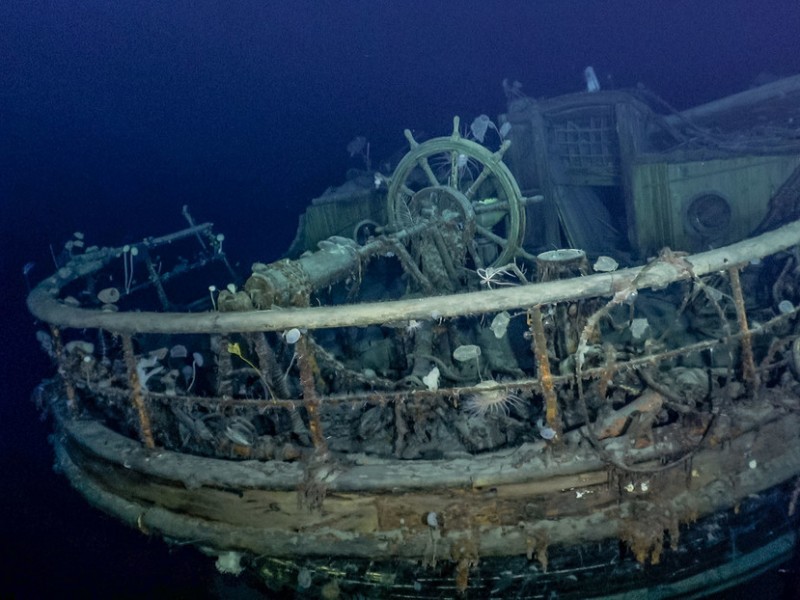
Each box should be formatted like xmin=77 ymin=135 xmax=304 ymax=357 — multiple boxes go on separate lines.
xmin=3 ymin=1 xmax=800 ymax=597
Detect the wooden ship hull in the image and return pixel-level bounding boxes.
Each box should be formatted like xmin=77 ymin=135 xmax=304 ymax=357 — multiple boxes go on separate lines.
xmin=52 ymin=378 xmax=800 ymax=598
xmin=28 ymin=78 xmax=800 ymax=597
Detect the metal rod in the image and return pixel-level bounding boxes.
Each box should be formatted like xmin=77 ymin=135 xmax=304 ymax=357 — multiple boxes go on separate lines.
xmin=529 ymin=306 xmax=562 ymax=441
xmin=143 ymin=249 xmax=170 ymax=310
xmin=728 ymin=266 xmax=759 ymax=397
xmin=51 ymin=325 xmax=77 ymax=414
xmin=296 ymin=336 xmax=328 ymax=455
xmin=121 ymin=334 xmax=156 ymax=449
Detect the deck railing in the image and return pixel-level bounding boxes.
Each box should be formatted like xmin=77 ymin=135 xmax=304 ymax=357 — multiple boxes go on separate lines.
xmin=28 ymin=218 xmax=800 ymax=470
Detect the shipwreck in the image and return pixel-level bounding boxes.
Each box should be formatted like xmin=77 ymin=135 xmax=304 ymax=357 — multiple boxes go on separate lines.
xmin=27 ymin=75 xmax=800 ymax=598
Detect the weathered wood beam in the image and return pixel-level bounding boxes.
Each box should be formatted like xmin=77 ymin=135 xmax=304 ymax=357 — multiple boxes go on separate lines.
xmin=28 ymin=219 xmax=800 ymax=334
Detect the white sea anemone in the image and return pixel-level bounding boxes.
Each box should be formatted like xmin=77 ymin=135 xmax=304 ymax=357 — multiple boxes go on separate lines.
xmin=214 ymin=551 xmax=244 ymax=575
xmin=405 ymin=319 xmax=423 ymax=335
xmin=462 ymin=381 xmax=524 ymax=417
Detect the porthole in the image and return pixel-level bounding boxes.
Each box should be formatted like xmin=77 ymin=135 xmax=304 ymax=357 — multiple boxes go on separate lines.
xmin=684 ymin=192 xmax=731 ymax=238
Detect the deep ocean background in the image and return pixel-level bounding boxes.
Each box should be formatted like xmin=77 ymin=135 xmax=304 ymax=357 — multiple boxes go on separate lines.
xmin=3 ymin=1 xmax=800 ymax=597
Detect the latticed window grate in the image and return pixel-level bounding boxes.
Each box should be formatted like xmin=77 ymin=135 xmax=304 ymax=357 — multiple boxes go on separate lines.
xmin=549 ymin=109 xmax=619 ymax=172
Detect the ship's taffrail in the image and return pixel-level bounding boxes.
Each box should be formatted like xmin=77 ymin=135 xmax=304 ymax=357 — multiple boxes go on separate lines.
xmin=27 ymin=219 xmax=800 ymax=333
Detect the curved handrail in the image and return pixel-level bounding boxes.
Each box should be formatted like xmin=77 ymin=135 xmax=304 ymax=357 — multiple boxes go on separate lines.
xmin=27 ymin=219 xmax=800 ymax=334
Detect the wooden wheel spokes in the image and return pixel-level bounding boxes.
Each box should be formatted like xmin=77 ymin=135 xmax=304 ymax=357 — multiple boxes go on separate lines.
xmin=386 ymin=116 xmax=526 ymax=268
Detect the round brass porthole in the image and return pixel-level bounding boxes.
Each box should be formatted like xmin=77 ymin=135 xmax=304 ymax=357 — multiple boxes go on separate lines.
xmin=684 ymin=192 xmax=732 ymax=239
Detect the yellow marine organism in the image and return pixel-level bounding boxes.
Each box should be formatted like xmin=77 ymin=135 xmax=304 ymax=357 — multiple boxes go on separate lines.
xmin=227 ymin=342 xmax=278 ymax=401
xmin=227 ymin=342 xmax=260 ymax=373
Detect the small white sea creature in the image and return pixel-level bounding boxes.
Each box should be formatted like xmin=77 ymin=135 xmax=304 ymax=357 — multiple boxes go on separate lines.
xmin=584 ymin=66 xmax=601 ymax=92
xmin=536 ymin=418 xmax=556 ymax=440
xmin=593 ymin=255 xmax=618 ymax=272
xmin=453 ymin=344 xmax=482 ymax=378
xmin=283 ymin=328 xmax=302 ymax=344
xmin=187 ymin=351 xmax=204 ymax=392
xmin=490 ymin=311 xmax=511 ymax=339
xmin=476 ymin=265 xmax=518 ymax=289
xmin=470 ymin=114 xmax=493 ymax=143
xmin=97 ymin=287 xmax=120 ymax=304
xmin=170 ymin=344 xmax=188 ymax=359
xmin=406 ymin=319 xmax=422 ymax=335
xmin=426 ymin=511 xmax=439 ymax=528
xmin=422 ymin=366 xmax=440 ymax=391
xmin=215 ymin=551 xmax=244 ymax=576
xmin=629 ymin=317 xmax=650 ymax=341
xmin=452 ymin=344 xmax=481 ymax=362
xmin=297 ymin=567 xmax=312 ymax=589
xmin=136 ymin=355 xmax=164 ymax=391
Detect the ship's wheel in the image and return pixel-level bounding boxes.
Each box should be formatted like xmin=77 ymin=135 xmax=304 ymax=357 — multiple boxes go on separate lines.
xmin=387 ymin=116 xmax=525 ymax=269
